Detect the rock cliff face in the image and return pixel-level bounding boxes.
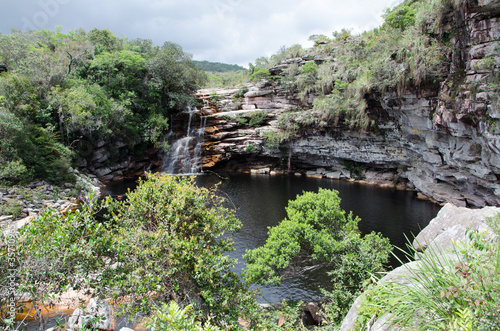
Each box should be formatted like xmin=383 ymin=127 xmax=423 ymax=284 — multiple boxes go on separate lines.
xmin=198 ymin=1 xmax=500 ymax=207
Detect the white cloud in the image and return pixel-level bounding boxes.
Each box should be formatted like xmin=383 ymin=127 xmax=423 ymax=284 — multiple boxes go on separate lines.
xmin=0 ymin=0 xmax=396 ymax=67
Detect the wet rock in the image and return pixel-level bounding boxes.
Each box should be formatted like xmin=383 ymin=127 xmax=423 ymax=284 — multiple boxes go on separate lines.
xmin=250 ymin=168 xmax=270 ymax=174
xmin=302 ymin=302 xmax=323 ymax=326
xmin=0 ymin=215 xmax=13 ymax=222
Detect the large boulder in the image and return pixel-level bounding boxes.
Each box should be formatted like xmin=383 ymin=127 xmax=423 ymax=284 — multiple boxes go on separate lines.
xmin=413 ymin=203 xmax=500 ymax=253
xmin=339 ymin=203 xmax=500 ymax=331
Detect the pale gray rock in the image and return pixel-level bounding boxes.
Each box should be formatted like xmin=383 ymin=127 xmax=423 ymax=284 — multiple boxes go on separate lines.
xmin=68 ymin=299 xmax=114 ymax=331
xmin=413 ymin=203 xmax=500 ymax=252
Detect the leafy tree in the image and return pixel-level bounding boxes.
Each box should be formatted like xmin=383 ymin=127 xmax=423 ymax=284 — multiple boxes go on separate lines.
xmin=87 ymin=50 xmax=147 ymax=98
xmin=332 ymin=28 xmax=353 ymax=41
xmin=145 ymin=42 xmax=206 ymax=112
xmin=243 ymin=188 xmax=391 ymax=325
xmin=0 ymin=30 xmax=33 ymax=70
xmin=0 ymin=73 xmax=73 ymax=184
xmin=308 ymin=34 xmax=332 ymax=46
xmin=87 ymin=28 xmax=121 ymax=55
xmin=0 ymin=28 xmax=206 ymax=184
xmin=383 ymin=4 xmax=416 ymax=31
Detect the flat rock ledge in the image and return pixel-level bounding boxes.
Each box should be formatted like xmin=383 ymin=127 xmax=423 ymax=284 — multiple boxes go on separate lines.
xmin=339 ymin=203 xmax=500 ymax=331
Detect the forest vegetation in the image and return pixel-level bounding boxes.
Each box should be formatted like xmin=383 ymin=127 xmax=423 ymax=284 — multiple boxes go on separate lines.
xmin=0 ymin=27 xmax=206 ymax=185
xmin=1 ymin=0 xmax=499 ymax=329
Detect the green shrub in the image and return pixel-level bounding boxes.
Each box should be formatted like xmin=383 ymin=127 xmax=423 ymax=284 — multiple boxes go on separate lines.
xmin=0 ymin=160 xmax=30 ymax=185
xmin=244 ymin=188 xmax=391 ymax=326
xmin=237 ymin=116 xmax=248 ymax=126
xmin=250 ymin=67 xmax=271 ymax=81
xmin=301 ymin=61 xmax=318 ymax=75
xmin=248 ymin=110 xmax=267 ymax=127
xmin=0 ymin=199 xmax=24 ymax=219
xmin=146 ymin=301 xmax=222 ymax=331
xmin=2 ymin=174 xmax=257 ymax=329
xmin=233 ymin=87 xmax=249 ymax=100
xmin=245 ymin=144 xmax=257 ymax=153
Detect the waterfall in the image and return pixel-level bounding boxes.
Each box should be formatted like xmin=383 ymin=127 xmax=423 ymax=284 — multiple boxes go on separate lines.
xmin=162 ymin=106 xmax=206 ymax=175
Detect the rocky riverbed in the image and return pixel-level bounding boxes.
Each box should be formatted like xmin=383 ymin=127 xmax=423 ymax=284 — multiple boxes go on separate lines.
xmin=0 ymin=169 xmax=101 ymax=230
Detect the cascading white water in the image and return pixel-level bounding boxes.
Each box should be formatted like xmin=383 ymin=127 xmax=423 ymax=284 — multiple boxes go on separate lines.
xmin=162 ymin=106 xmax=206 ymax=175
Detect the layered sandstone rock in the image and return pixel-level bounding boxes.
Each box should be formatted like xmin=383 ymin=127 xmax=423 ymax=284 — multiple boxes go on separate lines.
xmin=197 ymin=1 xmax=500 ymax=207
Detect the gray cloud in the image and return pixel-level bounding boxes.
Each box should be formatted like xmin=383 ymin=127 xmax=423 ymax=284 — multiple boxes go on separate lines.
xmin=0 ymin=0 xmax=396 ymax=67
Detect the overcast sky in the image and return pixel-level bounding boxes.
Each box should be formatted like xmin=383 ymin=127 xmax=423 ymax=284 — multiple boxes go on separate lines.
xmin=0 ymin=0 xmax=400 ymax=67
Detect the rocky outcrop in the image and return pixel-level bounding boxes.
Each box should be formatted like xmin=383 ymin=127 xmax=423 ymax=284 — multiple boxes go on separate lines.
xmin=197 ymin=1 xmax=500 ymax=207
xmin=339 ymin=203 xmax=500 ymax=330
xmin=78 ymin=138 xmax=161 ymax=183
xmin=0 ymin=168 xmax=99 ymax=225
xmin=67 ymin=298 xmax=114 ymax=331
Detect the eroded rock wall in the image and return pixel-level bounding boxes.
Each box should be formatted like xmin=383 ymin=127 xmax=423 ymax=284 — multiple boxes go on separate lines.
xmin=199 ymin=1 xmax=500 ymax=207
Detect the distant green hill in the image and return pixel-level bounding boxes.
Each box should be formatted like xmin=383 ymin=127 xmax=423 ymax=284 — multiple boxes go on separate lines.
xmin=193 ymin=60 xmax=245 ymax=72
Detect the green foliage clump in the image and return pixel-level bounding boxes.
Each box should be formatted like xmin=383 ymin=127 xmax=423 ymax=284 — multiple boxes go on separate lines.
xmin=251 ymin=300 xmax=309 ymax=330
xmin=248 ymin=110 xmax=268 ymax=127
xmin=1 ymin=174 xmax=256 ymax=329
xmin=243 ymin=188 xmax=391 ymax=326
xmin=355 ymin=214 xmax=500 ymax=330
xmin=146 ymin=301 xmax=222 ymax=331
xmin=232 ymin=86 xmax=249 ymax=100
xmin=250 ymin=67 xmax=271 ymax=82
xmin=245 ymin=144 xmax=258 ymax=154
xmin=301 ymin=61 xmax=317 ymax=75
xmin=383 ymin=4 xmax=416 ymax=31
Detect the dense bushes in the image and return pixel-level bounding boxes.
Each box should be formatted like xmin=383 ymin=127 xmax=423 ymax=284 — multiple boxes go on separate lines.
xmin=0 ymin=28 xmax=206 ymax=184
xmin=1 ymin=176 xmax=393 ymax=329
xmin=0 ymin=174 xmax=256 ymax=329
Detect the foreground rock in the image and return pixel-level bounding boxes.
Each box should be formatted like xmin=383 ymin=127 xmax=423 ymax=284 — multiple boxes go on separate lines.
xmin=339 ymin=203 xmax=500 ymax=330
xmin=67 ymin=298 xmax=114 ymax=331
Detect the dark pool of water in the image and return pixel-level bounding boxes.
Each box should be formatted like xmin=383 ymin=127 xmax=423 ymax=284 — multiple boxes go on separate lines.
xmin=192 ymin=173 xmax=441 ymax=303
xmin=101 ymin=173 xmax=442 ymax=303
xmin=27 ymin=173 xmax=441 ymax=329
